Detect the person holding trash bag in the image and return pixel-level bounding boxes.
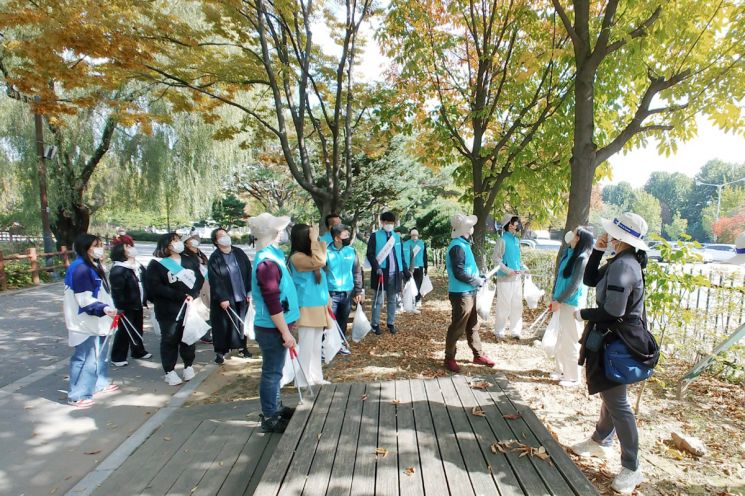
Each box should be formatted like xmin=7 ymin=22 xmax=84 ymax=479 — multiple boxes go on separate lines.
xmin=366 ymin=211 xmax=410 ymax=335
xmin=182 ymin=231 xmax=213 ymax=344
xmin=145 ymin=233 xmax=204 ymax=386
xmin=249 ymin=213 xmax=299 ymax=433
xmin=109 ymin=242 xmax=151 ymax=366
xmin=289 ymin=223 xmax=334 ymax=386
xmin=571 ymin=213 xmax=658 ymax=495
xmin=63 ymin=234 xmax=120 ymax=408
xmin=548 ymin=227 xmax=593 ymax=387
xmin=207 ymin=227 xmax=253 ymax=364
xmin=403 ymin=228 xmax=428 ymax=309
xmin=444 ymin=214 xmax=495 ymax=373
xmin=326 ymin=224 xmax=364 ymax=334
xmin=492 ymin=214 xmax=528 ymax=339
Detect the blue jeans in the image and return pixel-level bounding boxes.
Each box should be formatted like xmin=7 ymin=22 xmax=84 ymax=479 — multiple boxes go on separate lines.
xmin=68 ymin=335 xmax=111 ymax=401
xmin=330 ymin=291 xmax=353 ymax=333
xmin=371 ymin=276 xmax=397 ymax=327
xmin=255 ymin=329 xmax=287 ymax=418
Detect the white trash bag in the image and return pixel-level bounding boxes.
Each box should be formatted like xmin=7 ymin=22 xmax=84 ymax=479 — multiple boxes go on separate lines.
xmin=244 ymin=302 xmax=256 ymax=340
xmin=280 ymin=348 xmax=295 ymax=387
xmin=182 ymin=300 xmax=211 ymax=345
xmin=351 ymin=304 xmax=372 ymax=343
xmin=476 ymin=281 xmax=497 ymax=321
xmin=149 ymin=311 xmax=161 ymax=336
xmin=402 ymin=279 xmax=418 ymax=312
xmin=322 ymin=320 xmax=345 ymax=365
xmin=189 ymin=297 xmax=210 ymax=321
xmin=523 ymin=276 xmax=544 ymax=309
xmin=541 ymin=312 xmax=560 ymax=358
xmin=419 ymin=274 xmax=434 ymax=297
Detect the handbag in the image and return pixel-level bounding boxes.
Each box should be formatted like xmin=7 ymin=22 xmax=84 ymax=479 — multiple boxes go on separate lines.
xmin=584 ymin=324 xmax=607 ymax=352
xmin=604 ymin=338 xmax=655 ymax=384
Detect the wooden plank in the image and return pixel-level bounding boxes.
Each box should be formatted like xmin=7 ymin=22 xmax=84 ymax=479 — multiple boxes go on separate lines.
xmin=190 ymin=421 xmax=259 ymax=496
xmin=486 ymin=379 xmax=577 ymax=496
xmin=252 ymin=389 xmax=318 ymax=496
xmin=242 ymin=433 xmax=281 ymax=496
xmin=451 ymin=375 xmax=537 ymax=496
xmin=436 ymin=376 xmax=499 ymax=496
xmin=376 ymin=380 xmax=399 ymax=496
xmin=302 ymin=383 xmax=353 ymax=495
xmin=277 ymin=385 xmax=337 ymax=495
xmin=350 ymin=382 xmax=381 ymax=496
xmin=494 ymin=378 xmax=598 ymax=496
xmin=142 ymin=419 xmax=220 ymax=495
xmin=409 ymin=379 xmax=448 ymax=495
xmin=394 ymin=380 xmax=424 ymax=496
xmin=423 ymin=378 xmax=475 ymax=496
xmin=326 ymin=383 xmax=367 ymax=496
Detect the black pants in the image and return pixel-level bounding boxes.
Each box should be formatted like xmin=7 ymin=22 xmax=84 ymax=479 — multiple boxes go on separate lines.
xmin=158 ymin=319 xmax=196 ymax=373
xmin=111 ymin=308 xmax=147 ymax=362
xmin=413 ymin=268 xmax=424 ymax=302
xmin=213 ymin=300 xmax=248 ymax=355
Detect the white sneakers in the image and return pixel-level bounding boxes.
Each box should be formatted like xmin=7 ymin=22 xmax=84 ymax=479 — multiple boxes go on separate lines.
xmin=183 ymin=366 xmax=196 ymax=381
xmin=549 ymin=372 xmax=563 ymax=380
xmin=570 ymin=438 xmax=614 ymax=459
xmin=111 ymin=360 xmax=128 ymax=367
xmin=559 ymin=380 xmax=581 ymax=388
xmin=164 ymin=370 xmax=183 ymax=386
xmin=611 ymin=467 xmax=643 ymax=494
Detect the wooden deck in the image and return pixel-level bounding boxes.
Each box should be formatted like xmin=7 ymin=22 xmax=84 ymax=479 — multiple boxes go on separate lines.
xmin=254 ymin=375 xmax=598 ymax=495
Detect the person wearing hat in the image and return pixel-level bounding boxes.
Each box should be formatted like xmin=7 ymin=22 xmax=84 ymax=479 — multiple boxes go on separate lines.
xmin=726 ymin=231 xmax=745 ymax=265
xmin=444 ymin=214 xmax=495 ymax=372
xmin=403 ymin=228 xmax=428 ymax=310
xmin=326 ymin=223 xmax=364 ymax=334
xmin=207 ymin=227 xmax=253 ymax=364
xmin=248 ymin=213 xmax=299 ymax=433
xmin=571 ymin=212 xmax=658 ymax=495
xmin=365 ymin=211 xmax=410 ymax=335
xmin=320 ymin=213 xmax=342 ymax=245
xmin=492 ymin=214 xmax=528 ymax=339
xmin=111 ymin=227 xmax=134 ymax=247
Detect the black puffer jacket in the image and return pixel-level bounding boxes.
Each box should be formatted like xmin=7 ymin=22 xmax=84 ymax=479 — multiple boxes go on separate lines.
xmin=145 ymin=256 xmax=204 ymax=322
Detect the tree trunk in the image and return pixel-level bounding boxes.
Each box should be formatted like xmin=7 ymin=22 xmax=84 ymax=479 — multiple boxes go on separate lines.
xmin=51 ymin=202 xmax=91 ymax=250
xmin=472 ymin=197 xmax=490 ymax=271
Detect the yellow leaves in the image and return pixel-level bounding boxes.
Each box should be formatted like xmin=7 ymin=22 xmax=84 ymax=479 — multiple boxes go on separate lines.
xmin=488 ymin=440 xmax=551 ymax=462
xmin=374 ymin=447 xmax=389 ymax=458
xmin=403 ymin=466 xmax=416 ymax=476
xmin=469 ymin=380 xmax=492 ymax=390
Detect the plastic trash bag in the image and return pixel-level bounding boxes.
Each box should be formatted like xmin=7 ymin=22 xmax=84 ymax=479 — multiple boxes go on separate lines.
xmin=351 ymin=304 xmax=372 ymax=343
xmin=419 ymin=275 xmax=434 ymax=297
xmin=280 ymin=348 xmax=295 ymax=387
xmin=149 ymin=311 xmax=160 ymax=336
xmin=182 ymin=300 xmax=211 ymax=345
xmin=244 ymin=302 xmax=256 ymax=340
xmin=476 ymin=281 xmax=497 ymax=321
xmin=541 ymin=312 xmax=560 ymax=358
xmin=402 ymin=279 xmax=418 ymax=312
xmin=523 ymin=276 xmax=544 ymax=309
xmin=322 ymin=319 xmax=344 ymax=364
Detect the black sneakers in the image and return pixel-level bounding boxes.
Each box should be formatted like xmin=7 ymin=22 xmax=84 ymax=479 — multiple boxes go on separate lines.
xmin=372 ymin=325 xmax=382 ymax=335
xmin=260 ymin=414 xmax=290 ymax=433
xmin=214 ymin=354 xmax=225 ymax=364
xmin=388 ymin=324 xmax=397 ymax=335
xmin=278 ymin=406 xmax=295 ymax=420
xmin=238 ymin=348 xmax=253 ymax=358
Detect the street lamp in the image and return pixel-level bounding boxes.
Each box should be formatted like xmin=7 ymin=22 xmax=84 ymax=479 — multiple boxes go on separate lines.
xmin=695 ymin=176 xmax=745 ymax=221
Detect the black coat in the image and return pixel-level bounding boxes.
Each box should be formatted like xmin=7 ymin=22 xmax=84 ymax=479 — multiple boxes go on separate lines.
xmin=365 ymin=232 xmax=409 ymax=291
xmin=208 ymin=247 xmax=252 ymax=352
xmin=110 ymin=263 xmax=147 ymax=311
xmin=145 ymin=256 xmax=204 ymax=322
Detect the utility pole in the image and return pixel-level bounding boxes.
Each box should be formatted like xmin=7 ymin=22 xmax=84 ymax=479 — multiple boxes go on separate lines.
xmin=696 ymin=176 xmax=745 ymax=241
xmin=33 ymin=106 xmax=55 ymax=255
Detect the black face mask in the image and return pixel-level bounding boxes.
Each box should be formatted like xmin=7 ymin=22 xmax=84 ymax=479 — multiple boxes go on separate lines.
xmin=341 ymin=238 xmax=351 ymax=247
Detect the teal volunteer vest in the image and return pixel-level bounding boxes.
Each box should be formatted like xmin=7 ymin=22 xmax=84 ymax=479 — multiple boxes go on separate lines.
xmin=251 ymin=245 xmax=300 ymax=327
xmin=289 ymin=258 xmax=329 ymax=308
xmin=446 ymin=237 xmax=480 ymax=293
xmin=374 ymin=230 xmax=403 ymax=271
xmin=326 ymin=244 xmax=357 ymax=292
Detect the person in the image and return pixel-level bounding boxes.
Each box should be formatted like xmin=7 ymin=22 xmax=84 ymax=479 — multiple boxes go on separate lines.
xmin=249 ymin=213 xmax=299 ymax=433
xmin=63 ymin=234 xmax=119 ymax=408
xmin=319 ymin=213 xmax=342 ymax=245
xmin=726 ymin=231 xmax=745 ymax=265
xmin=289 ymin=223 xmax=332 ymax=386
xmin=492 ymin=214 xmax=528 ymax=339
xmin=571 ymin=213 xmax=656 ymax=495
xmin=109 ymin=242 xmax=151 ymax=366
xmin=207 ymin=227 xmax=253 ymax=364
xmin=366 ymin=212 xmax=410 ymax=335
xmin=443 ymin=214 xmax=495 ymax=372
xmin=548 ymin=227 xmax=593 ymax=387
xmin=111 ymin=227 xmax=134 ymax=246
xmin=182 ymin=231 xmax=212 ymax=344
xmin=145 ymin=232 xmax=204 ymax=386
xmin=403 ymin=228 xmax=428 ymax=309
xmin=326 ymin=223 xmax=364 ymax=333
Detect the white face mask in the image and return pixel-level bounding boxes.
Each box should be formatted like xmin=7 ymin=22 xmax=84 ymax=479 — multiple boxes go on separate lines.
xmin=188 ymin=239 xmax=200 ymax=248
xmin=382 ymin=223 xmax=394 ymax=233
xmin=564 ymin=231 xmax=575 ymax=245
xmin=171 ymin=241 xmax=184 ymax=254
xmin=91 ymin=247 xmax=104 ymax=260
xmin=126 ymin=247 xmax=138 ymax=258
xmin=217 ymin=235 xmax=232 ymax=247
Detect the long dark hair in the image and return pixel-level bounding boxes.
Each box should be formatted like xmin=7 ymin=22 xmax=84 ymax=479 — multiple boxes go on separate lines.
xmin=563 ymin=227 xmax=594 ymax=278
xmin=154 ymin=232 xmax=179 ymax=258
xmin=73 ymin=233 xmax=110 ymax=292
xmin=290 ymin=223 xmax=322 ymax=284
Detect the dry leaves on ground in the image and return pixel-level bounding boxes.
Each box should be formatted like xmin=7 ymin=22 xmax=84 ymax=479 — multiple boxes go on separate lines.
xmin=375 ymin=447 xmax=388 ymax=458
xmin=471 ymin=406 xmax=486 ymax=417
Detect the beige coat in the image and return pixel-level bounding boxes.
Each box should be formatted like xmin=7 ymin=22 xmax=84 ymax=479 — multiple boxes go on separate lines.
xmin=289 ymin=240 xmax=333 ymax=328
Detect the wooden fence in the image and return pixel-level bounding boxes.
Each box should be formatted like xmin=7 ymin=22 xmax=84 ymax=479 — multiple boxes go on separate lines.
xmin=0 ymin=246 xmax=72 ymax=291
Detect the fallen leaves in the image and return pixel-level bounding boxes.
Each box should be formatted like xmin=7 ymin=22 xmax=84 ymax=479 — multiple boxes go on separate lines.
xmin=471 ymin=406 xmax=486 ymax=417
xmin=470 ymin=380 xmax=493 ymax=390
xmin=84 ymin=449 xmax=102 ymax=455
xmin=403 ymin=466 xmax=416 ymax=476
xmin=375 ymin=447 xmax=388 ymax=458
xmin=391 ymin=399 xmax=401 ymax=405
xmin=502 ymin=413 xmax=521 ymax=421
xmin=488 ymin=440 xmax=551 ymax=462
xmin=163 ymin=436 xmax=172 ymax=441
xmin=361 ymin=394 xmax=368 ymax=401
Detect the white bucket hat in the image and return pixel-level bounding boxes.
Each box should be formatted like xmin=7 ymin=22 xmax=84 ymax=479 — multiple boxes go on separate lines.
xmin=248 ymin=213 xmax=291 ymax=240
xmin=451 ymin=214 xmax=478 ymax=239
xmin=500 ymin=213 xmax=518 ymax=228
xmin=410 ymin=229 xmax=419 ymax=237
xmin=726 ymin=232 xmax=745 ymax=265
xmin=601 ymin=212 xmax=649 ymax=251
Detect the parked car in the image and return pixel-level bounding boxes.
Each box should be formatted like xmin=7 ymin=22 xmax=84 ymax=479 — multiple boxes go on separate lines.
xmin=703 ymin=244 xmax=737 ymax=263
xmin=646 ymin=241 xmax=712 ymax=263
xmin=533 ymin=239 xmax=562 ymax=251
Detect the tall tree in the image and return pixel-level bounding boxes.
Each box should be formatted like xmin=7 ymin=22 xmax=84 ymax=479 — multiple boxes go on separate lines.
xmin=644 ymin=171 xmax=693 ymax=226
xmin=602 ymin=181 xmax=635 ymax=209
xmin=552 ymin=0 xmax=745 ymax=240
xmin=381 ymin=0 xmax=574 ymax=265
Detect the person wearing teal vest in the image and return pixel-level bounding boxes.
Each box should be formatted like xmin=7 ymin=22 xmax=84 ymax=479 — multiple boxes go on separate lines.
xmin=326 ymin=223 xmax=364 ymax=336
xmin=248 ymin=213 xmax=299 ymax=434
xmin=403 ymin=228 xmax=428 ymax=308
xmin=444 ymin=214 xmax=495 ymax=373
xmin=289 ymin=223 xmax=332 ymax=387
xmin=365 ymin=211 xmax=410 ymax=335
xmin=319 ymin=213 xmax=342 ymax=246
xmin=492 ymin=214 xmax=529 ymax=339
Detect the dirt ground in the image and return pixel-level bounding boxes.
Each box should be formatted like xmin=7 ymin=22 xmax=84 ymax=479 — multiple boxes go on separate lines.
xmin=191 ymin=274 xmax=745 ymax=496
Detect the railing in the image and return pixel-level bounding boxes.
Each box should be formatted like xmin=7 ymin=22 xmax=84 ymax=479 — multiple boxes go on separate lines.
xmin=0 ymin=247 xmax=73 ymax=291
xmin=0 ymin=231 xmax=46 ymax=244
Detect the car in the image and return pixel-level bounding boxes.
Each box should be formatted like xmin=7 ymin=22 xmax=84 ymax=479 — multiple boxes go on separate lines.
xmin=519 ymin=239 xmax=536 ymax=249
xmin=646 ymin=241 xmax=713 ymax=263
xmin=703 ymin=244 xmax=736 ymax=263
xmin=533 ymin=239 xmax=562 ymax=251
